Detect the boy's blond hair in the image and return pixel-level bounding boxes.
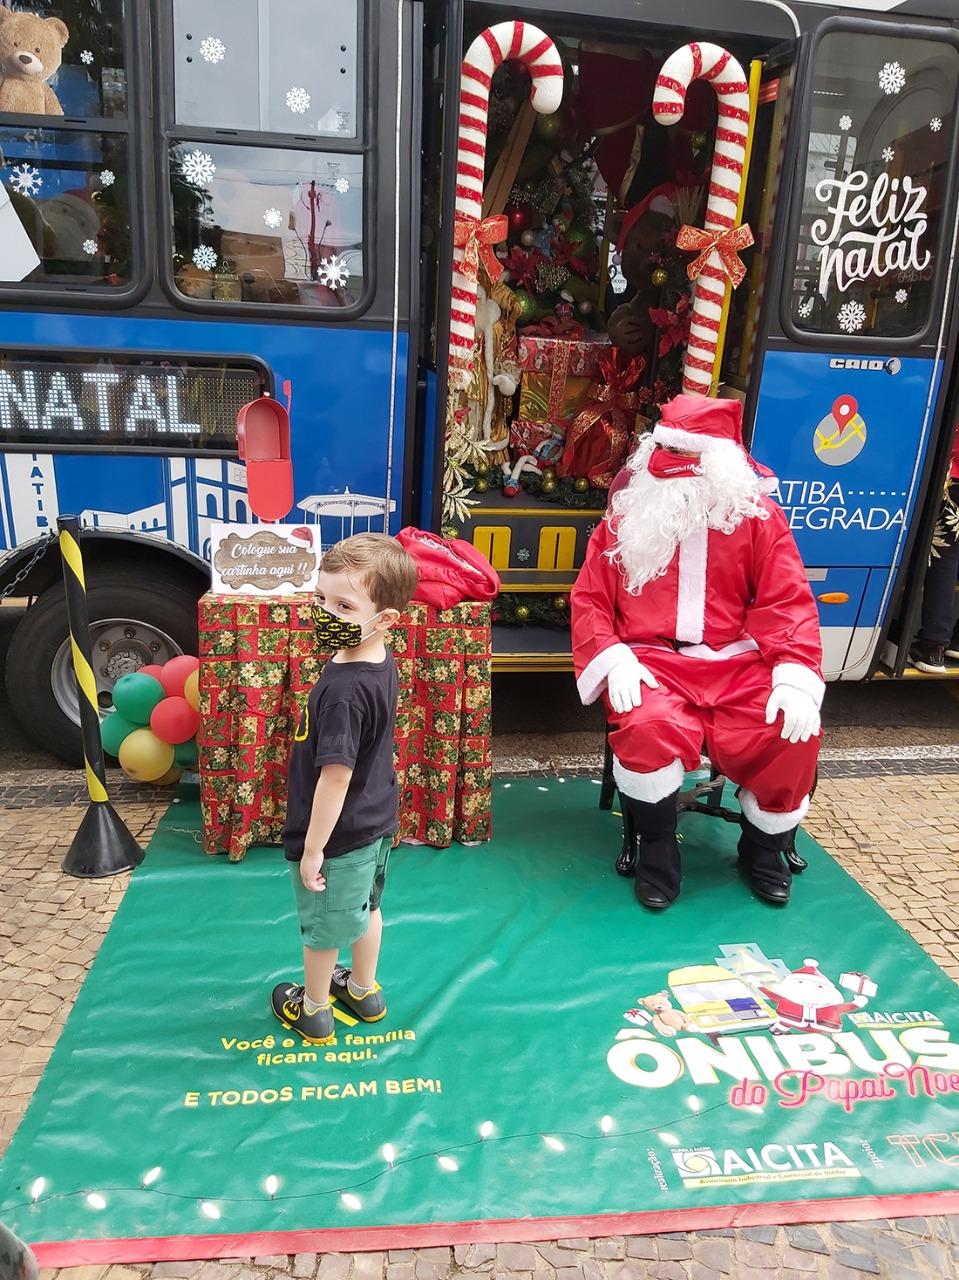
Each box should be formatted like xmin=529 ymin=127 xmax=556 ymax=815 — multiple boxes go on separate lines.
xmin=320 ymin=533 xmax=418 ymax=612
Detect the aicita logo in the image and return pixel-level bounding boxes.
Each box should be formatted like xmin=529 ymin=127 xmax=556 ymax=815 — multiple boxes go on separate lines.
xmin=672 ymin=1141 xmax=856 ymax=1183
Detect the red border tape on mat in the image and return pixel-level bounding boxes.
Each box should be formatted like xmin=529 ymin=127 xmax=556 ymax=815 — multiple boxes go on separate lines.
xmin=29 ymin=1191 xmax=959 ymax=1266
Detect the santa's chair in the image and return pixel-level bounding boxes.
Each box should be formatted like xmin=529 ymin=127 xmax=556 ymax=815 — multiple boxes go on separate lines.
xmin=599 ymin=727 xmax=812 ymax=878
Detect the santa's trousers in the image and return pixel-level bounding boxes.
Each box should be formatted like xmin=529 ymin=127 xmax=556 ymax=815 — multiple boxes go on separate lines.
xmin=606 ymin=648 xmax=820 ymax=834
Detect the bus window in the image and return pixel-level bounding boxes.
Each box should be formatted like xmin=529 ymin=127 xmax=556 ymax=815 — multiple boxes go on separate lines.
xmin=0 ymin=352 xmax=263 ymax=450
xmin=172 ymin=0 xmax=358 ymax=139
xmin=0 ymin=0 xmax=134 ymax=292
xmin=788 ymin=29 xmax=959 ymax=342
xmin=169 ymin=141 xmax=364 ymax=307
xmin=164 ymin=0 xmax=367 ymax=311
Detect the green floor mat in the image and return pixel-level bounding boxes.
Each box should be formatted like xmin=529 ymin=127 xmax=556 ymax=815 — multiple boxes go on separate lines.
xmin=3 ymin=778 xmax=958 ymax=1264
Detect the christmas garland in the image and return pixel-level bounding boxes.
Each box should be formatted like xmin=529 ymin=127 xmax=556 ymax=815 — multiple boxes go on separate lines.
xmin=493 ymin=592 xmax=571 ymax=628
xmin=469 ymin=465 xmax=609 ymax=511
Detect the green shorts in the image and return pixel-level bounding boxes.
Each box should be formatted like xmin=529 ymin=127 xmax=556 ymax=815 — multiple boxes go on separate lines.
xmin=290 ymin=835 xmax=392 ymax=951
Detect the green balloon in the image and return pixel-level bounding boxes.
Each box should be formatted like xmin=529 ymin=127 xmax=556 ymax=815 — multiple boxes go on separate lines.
xmin=174 ymin=738 xmax=198 ymax=770
xmin=100 ymin=712 xmax=138 ymax=758
xmin=112 ymin=672 xmax=165 ymax=725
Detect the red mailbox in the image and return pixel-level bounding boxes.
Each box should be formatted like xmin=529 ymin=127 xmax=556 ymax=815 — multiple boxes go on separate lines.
xmin=236 ymin=381 xmax=294 ymax=522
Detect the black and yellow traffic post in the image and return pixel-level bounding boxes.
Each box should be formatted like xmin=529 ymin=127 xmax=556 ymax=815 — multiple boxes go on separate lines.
xmin=57 ymin=516 xmax=144 ymax=878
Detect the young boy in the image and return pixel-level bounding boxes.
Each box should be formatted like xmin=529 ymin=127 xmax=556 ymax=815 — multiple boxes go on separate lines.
xmin=273 ymin=533 xmax=418 ymax=1045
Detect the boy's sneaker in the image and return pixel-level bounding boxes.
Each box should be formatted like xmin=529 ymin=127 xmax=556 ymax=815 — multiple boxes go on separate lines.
xmin=946 ymin=637 xmax=959 ymax=661
xmin=331 ymin=966 xmax=387 ymax=1022
xmin=910 ymin=641 xmax=947 ymax=673
xmin=271 ymin=983 xmax=336 ymax=1044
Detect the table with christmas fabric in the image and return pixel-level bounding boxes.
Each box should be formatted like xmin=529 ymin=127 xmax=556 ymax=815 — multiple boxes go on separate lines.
xmin=198 ymin=595 xmax=492 ymax=860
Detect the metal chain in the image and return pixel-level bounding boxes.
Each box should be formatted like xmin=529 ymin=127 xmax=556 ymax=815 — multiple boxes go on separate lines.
xmin=0 ymin=530 xmax=58 ymax=602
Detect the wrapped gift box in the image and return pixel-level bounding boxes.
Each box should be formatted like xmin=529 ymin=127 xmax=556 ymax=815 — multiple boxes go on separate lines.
xmin=515 ymin=332 xmax=610 ymax=445
xmin=839 ymin=972 xmax=878 ymax=998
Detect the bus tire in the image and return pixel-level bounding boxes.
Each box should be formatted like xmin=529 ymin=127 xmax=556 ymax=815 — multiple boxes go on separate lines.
xmin=5 ymin=567 xmax=203 ymax=766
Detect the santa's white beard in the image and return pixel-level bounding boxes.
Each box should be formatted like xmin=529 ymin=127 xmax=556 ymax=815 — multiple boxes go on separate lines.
xmin=608 ymin=434 xmax=770 ymax=594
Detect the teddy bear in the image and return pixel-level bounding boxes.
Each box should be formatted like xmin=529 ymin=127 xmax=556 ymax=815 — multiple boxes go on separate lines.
xmin=639 ymin=990 xmax=690 ymax=1038
xmin=606 ymin=187 xmax=678 ymax=359
xmin=0 ymin=7 xmax=69 ymax=117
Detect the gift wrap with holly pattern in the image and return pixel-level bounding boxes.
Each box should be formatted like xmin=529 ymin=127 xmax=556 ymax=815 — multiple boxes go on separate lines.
xmin=198 ymin=596 xmax=492 ymax=858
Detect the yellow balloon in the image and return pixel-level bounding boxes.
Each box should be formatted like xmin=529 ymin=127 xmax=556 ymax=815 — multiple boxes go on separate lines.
xmin=184 ymin=668 xmax=200 ymax=713
xmin=118 ymin=728 xmax=175 ymax=783
xmin=155 ymin=767 xmax=182 ymax=787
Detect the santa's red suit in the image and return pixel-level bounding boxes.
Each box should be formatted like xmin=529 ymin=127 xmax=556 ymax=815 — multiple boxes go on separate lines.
xmin=571 ymin=394 xmax=823 ymax=907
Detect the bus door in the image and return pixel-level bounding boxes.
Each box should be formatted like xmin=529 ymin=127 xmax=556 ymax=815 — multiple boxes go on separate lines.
xmin=746 ymin=17 xmax=959 ymax=680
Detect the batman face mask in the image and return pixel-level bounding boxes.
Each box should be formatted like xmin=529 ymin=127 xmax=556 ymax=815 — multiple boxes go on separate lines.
xmin=313 ymin=606 xmax=386 ymax=650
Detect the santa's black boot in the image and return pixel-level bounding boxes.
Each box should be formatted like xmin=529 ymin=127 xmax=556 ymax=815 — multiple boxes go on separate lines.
xmin=622 ymin=792 xmax=681 ymax=909
xmin=738 ymin=818 xmax=795 ymax=905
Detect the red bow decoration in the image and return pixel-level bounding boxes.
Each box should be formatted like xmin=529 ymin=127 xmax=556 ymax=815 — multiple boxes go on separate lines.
xmin=676 ymin=222 xmax=754 ymax=288
xmin=454 ymin=214 xmax=509 ymax=284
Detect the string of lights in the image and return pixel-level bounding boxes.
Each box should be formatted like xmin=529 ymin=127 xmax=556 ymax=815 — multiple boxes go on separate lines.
xmin=12 ymin=1097 xmax=732 ymax=1221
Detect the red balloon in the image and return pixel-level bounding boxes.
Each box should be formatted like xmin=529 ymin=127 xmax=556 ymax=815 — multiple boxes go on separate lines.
xmin=150 ymin=695 xmax=201 ymax=745
xmin=139 ymin=664 xmax=164 ymax=680
xmin=159 ymin=654 xmax=200 ymax=698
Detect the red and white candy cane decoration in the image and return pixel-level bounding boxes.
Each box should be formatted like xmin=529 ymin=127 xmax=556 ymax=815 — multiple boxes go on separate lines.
xmin=653 ymin=43 xmax=754 ymax=395
xmin=449 ymin=22 xmax=563 ymax=388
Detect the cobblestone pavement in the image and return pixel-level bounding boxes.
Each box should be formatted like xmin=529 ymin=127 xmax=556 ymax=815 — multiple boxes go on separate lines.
xmin=3 ymin=754 xmax=959 ymax=1280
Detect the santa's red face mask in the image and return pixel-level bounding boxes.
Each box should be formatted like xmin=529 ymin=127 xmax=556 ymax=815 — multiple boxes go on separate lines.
xmin=646 ymin=445 xmax=702 ymax=480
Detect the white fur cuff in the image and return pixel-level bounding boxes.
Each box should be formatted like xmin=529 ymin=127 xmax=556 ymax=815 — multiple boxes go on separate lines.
xmin=576 ymin=642 xmax=635 ymax=706
xmin=739 ymin=788 xmax=810 ymax=835
xmin=652 ymin=424 xmax=739 ymax=455
xmin=613 ymin=756 xmax=685 ymax=803
xmin=772 ymin=663 xmax=826 ymax=709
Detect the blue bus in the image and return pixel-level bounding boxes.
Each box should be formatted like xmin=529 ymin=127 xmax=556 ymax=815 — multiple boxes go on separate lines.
xmin=0 ymin=0 xmax=957 ymax=759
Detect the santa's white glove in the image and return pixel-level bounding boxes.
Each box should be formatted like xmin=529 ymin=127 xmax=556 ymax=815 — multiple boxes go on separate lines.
xmin=607 ymin=653 xmax=659 ymax=715
xmin=765 ymin=685 xmax=821 ymax=744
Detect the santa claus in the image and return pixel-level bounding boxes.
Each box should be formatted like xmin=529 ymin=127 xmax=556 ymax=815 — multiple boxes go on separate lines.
xmin=570 ymin=394 xmax=823 ymax=909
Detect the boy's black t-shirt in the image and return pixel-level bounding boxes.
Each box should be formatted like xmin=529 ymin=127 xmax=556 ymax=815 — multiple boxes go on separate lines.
xmin=283 ymin=653 xmax=399 ymax=861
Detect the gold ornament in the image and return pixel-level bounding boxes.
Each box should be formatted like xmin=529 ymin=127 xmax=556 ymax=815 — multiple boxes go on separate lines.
xmin=541 ymin=477 xmax=557 ymax=494
xmin=441 ymin=524 xmax=459 ymax=540
xmin=474 ymin=477 xmax=489 ymax=493
xmin=651 ymin=267 xmax=669 ymax=288
xmin=515 ymin=604 xmax=530 ymax=622
xmin=553 ymin=595 xmax=568 ymax=611
xmin=542 ymin=468 xmax=556 ymax=482
xmin=574 ymin=476 xmax=590 ymax=492
xmin=475 ymin=461 xmax=490 ymax=476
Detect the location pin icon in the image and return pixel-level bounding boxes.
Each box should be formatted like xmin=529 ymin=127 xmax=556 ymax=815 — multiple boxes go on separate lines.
xmin=832 ymin=395 xmax=858 ymax=435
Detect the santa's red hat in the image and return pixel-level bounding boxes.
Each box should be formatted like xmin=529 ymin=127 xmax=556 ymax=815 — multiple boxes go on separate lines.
xmin=652 ymin=394 xmax=745 ymax=453
xmin=794 ymin=958 xmax=823 ymax=976
xmin=288 ymin=526 xmax=313 ymax=549
xmin=616 ymin=183 xmax=679 ymax=253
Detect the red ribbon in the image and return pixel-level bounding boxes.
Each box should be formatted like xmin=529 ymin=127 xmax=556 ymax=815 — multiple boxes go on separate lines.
xmin=675 ymin=222 xmax=754 ymax=288
xmin=453 ymin=214 xmax=508 ymax=283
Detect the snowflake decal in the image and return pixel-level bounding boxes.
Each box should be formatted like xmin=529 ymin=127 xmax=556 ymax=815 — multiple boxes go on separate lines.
xmin=515 ymin=547 xmax=531 ymax=563
xmin=181 ymin=150 xmax=216 ymax=186
xmin=192 ymin=245 xmax=218 ymax=272
xmin=895 ymin=288 xmax=908 ymax=304
xmin=838 ymin=299 xmax=866 ymax=333
xmin=9 ymin=164 xmax=41 ymax=196
xmin=80 ymin=49 xmax=94 ymax=65
xmin=287 ymin=86 xmax=311 ymax=115
xmin=99 ymin=169 xmax=116 ymax=188
xmin=317 ymin=254 xmax=350 ymax=288
xmin=200 ymin=36 xmax=226 ymax=64
xmin=930 ymin=117 xmax=943 ymax=132
xmin=798 ymin=296 xmax=814 ymax=319
xmin=882 ymin=147 xmax=894 ymax=163
xmin=334 ymin=177 xmax=350 ymax=195
xmin=263 ymin=207 xmax=283 ymax=229
xmin=839 ymin=114 xmax=852 ymax=131
xmin=82 ymin=238 xmax=98 ymax=255
xmin=879 ymin=61 xmax=905 ymax=96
